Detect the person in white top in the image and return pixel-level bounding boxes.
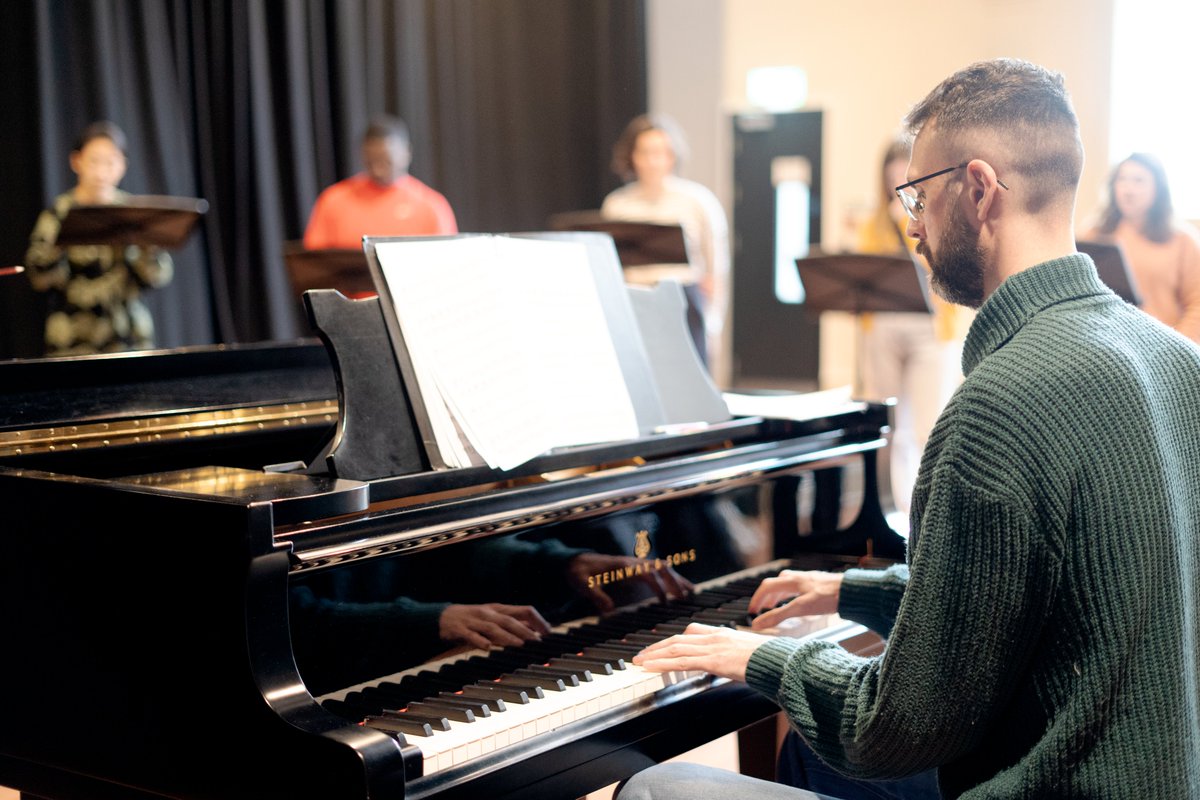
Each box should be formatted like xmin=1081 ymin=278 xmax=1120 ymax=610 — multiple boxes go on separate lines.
xmin=601 ymin=114 xmax=730 ymax=369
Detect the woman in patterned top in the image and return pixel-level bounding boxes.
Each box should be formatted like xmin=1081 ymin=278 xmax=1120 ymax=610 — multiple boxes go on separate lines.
xmin=25 ymin=120 xmax=173 ymax=357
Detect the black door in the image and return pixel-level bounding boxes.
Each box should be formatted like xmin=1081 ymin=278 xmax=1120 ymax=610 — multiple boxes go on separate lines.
xmin=731 ymin=110 xmax=823 ymax=389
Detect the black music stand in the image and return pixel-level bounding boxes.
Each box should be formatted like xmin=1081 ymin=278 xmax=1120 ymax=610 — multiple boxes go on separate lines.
xmin=795 ymin=252 xmax=931 ymax=400
xmin=548 ymin=211 xmax=689 ymax=268
xmin=56 ymin=195 xmax=208 ymax=249
xmin=795 ymin=253 xmax=931 ymax=316
xmin=283 ymin=243 xmax=376 ymax=303
xmin=1076 ymin=239 xmax=1142 ymax=306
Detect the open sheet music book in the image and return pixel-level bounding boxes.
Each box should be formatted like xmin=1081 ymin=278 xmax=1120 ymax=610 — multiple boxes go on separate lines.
xmin=367 ymin=235 xmax=642 ymax=471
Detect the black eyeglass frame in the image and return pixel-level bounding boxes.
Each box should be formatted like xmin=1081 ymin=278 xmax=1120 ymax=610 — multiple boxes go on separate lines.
xmin=894 ymin=161 xmax=1009 ymax=221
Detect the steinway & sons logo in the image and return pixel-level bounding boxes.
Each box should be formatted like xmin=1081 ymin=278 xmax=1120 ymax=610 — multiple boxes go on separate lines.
xmin=586 ymin=529 xmax=697 ymax=589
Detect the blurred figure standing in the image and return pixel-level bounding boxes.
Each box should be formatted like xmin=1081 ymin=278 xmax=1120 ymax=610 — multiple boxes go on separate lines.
xmin=856 ymin=136 xmax=969 ymax=521
xmin=602 ymin=114 xmax=730 ymax=371
xmin=304 ymin=115 xmax=457 ymax=250
xmin=1083 ymin=152 xmax=1200 ymax=343
xmin=25 ymin=121 xmax=173 ymax=357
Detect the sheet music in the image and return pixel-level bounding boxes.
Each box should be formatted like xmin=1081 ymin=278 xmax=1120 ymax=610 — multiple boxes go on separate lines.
xmin=374 ymin=236 xmax=640 ymax=470
xmin=721 ymin=385 xmax=865 ymax=422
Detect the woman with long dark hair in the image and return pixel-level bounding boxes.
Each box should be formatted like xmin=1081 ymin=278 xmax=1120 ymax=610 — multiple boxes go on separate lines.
xmin=1084 ymin=152 xmax=1200 ymax=343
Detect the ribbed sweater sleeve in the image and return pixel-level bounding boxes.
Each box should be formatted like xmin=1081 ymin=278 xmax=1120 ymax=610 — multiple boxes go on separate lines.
xmin=836 ymin=564 xmax=908 ymax=638
xmin=750 ymin=254 xmax=1200 ymax=796
xmin=747 ymin=448 xmax=1058 ymax=780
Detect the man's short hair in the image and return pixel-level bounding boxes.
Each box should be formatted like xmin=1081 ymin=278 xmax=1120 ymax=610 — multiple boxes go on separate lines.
xmin=362 ymin=115 xmax=410 ymax=149
xmin=904 ymin=58 xmax=1083 ymax=212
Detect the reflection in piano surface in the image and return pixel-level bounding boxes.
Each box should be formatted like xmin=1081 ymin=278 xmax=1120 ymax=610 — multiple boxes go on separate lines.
xmin=0 ymin=341 xmax=902 ymax=800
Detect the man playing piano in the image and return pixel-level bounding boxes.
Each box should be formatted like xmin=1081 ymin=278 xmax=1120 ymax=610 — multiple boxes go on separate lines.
xmin=619 ymin=58 xmax=1200 ymax=799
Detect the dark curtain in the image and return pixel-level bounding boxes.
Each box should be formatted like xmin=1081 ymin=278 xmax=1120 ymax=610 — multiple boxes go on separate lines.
xmin=0 ymin=0 xmax=646 ymax=359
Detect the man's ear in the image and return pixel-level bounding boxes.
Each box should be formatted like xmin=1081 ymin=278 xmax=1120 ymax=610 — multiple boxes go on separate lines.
xmin=965 ymin=159 xmax=1002 ymax=222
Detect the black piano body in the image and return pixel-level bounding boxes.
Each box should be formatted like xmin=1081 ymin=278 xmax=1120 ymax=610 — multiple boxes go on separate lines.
xmin=0 ymin=337 xmax=902 ymax=800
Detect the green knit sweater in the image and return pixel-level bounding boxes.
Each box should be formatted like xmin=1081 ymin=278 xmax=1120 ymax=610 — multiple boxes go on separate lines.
xmin=746 ymin=254 xmax=1200 ymax=798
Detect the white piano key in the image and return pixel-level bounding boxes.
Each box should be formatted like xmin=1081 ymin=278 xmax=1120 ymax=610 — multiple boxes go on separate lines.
xmin=412 ymin=662 xmax=696 ymax=775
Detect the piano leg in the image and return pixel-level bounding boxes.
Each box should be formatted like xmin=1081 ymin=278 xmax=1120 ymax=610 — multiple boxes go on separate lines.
xmin=737 ymin=715 xmax=782 ymax=781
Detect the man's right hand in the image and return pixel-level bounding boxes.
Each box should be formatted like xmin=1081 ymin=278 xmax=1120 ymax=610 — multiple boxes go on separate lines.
xmin=747 ymin=569 xmax=844 ymax=631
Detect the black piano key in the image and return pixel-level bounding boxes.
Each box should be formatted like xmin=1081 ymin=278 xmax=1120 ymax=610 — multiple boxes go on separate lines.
xmin=322 ymin=566 xmax=797 ymax=733
xmin=592 ymin=640 xmax=644 ymax=654
xmin=322 ymin=697 xmax=377 ymax=720
xmin=690 ymin=610 xmax=741 ymax=626
xmin=405 ymin=701 xmax=476 ymax=723
xmin=464 ymin=682 xmax=537 ymax=703
xmin=377 ymin=675 xmax=434 ymax=697
xmin=364 ymin=715 xmax=434 ymax=738
xmin=409 ymin=672 xmax=485 ymax=695
xmin=544 ymin=659 xmax=594 ymax=682
xmin=583 ymin=620 xmax=646 ymax=635
xmin=621 ymin=632 xmax=666 ymax=645
xmin=516 ymin=665 xmax=581 ymax=686
xmin=436 ymin=662 xmax=496 ymax=681
xmin=551 ymin=654 xmax=615 ymax=674
xmin=475 ymin=651 xmax=541 ymax=671
xmin=386 ymin=712 xmax=452 ymax=732
xmin=581 ymin=645 xmax=636 ymax=663
xmin=437 ymin=690 xmax=505 ymax=714
xmin=363 ymin=683 xmax=419 ymax=706
xmin=502 ymin=672 xmax=569 ymax=692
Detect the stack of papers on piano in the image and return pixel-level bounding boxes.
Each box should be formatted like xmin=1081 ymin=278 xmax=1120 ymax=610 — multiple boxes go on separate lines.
xmin=722 ymin=385 xmax=865 ymax=422
xmin=371 ymin=236 xmax=641 ymax=471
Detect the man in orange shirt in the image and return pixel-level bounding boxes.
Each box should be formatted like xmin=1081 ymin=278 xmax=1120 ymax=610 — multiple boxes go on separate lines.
xmin=303 ymin=116 xmax=458 ymax=250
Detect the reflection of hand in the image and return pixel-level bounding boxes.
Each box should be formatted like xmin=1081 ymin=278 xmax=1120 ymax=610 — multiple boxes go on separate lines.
xmin=438 ymin=603 xmax=552 ymax=650
xmin=565 ymin=552 xmax=695 ymax=613
xmin=747 ymin=569 xmax=843 ymax=630
xmin=631 ymin=622 xmax=766 ymax=682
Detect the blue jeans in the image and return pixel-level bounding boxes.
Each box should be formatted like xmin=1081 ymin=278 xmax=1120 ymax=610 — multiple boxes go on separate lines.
xmin=615 ymin=731 xmax=941 ymax=800
xmin=616 ymin=762 xmax=837 ymax=800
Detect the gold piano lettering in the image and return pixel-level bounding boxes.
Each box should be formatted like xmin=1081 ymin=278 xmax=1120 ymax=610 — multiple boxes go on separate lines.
xmin=585 ymin=550 xmax=699 ymax=589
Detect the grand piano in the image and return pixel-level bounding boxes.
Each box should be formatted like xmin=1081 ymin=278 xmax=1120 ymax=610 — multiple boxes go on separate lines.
xmin=0 ymin=276 xmax=904 ymax=800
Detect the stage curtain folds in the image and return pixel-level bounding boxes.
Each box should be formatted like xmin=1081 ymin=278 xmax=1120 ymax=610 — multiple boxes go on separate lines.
xmin=0 ymin=0 xmax=646 ymax=357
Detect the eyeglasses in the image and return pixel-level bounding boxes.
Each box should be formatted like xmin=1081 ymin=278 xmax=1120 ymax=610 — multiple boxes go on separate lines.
xmin=894 ymin=161 xmax=1010 ymax=222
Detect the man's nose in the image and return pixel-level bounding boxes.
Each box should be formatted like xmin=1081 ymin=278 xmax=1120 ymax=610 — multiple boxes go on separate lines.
xmin=905 ymin=216 xmax=924 ymax=241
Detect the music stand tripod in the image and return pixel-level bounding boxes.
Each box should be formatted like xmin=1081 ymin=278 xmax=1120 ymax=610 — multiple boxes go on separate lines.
xmin=795 ymin=252 xmax=932 ymax=525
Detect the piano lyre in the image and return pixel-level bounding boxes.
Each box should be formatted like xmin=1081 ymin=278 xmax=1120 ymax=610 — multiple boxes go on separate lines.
xmin=0 ymin=295 xmax=903 ymax=800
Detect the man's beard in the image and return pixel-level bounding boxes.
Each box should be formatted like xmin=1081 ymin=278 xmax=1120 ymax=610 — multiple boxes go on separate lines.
xmin=917 ymin=204 xmax=986 ymax=309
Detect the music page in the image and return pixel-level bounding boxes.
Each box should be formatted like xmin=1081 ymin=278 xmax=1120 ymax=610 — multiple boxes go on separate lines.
xmin=374 ymin=236 xmax=639 ymax=470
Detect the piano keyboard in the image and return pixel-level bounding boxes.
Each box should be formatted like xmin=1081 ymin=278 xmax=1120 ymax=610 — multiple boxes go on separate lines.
xmin=317 ymin=561 xmax=866 ymax=778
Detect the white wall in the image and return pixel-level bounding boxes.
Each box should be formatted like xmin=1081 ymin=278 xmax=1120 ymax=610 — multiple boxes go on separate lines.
xmin=650 ymin=0 xmax=1115 ymax=245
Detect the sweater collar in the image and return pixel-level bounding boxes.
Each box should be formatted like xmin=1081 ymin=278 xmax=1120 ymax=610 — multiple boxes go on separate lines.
xmin=961 ymin=253 xmax=1110 ymax=375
